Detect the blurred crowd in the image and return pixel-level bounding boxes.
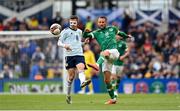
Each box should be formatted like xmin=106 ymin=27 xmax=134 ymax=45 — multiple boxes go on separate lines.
xmin=0 ymin=11 xmax=179 ymax=80
xmin=124 ymin=21 xmax=180 ymax=79
xmin=0 ymin=40 xmax=64 ymax=80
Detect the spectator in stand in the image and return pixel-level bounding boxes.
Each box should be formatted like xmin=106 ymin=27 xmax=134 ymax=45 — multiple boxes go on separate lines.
xmin=148 ymin=53 xmax=164 ymax=79
xmin=29 ymin=59 xmax=47 ymax=80
xmin=53 ymin=12 xmax=63 ymax=25
xmin=0 ymin=64 xmax=13 ymax=79
xmin=0 ymin=20 xmax=4 ymax=31
xmin=0 ymin=46 xmax=3 ymax=72
xmin=144 ymin=22 xmax=158 ymax=42
xmin=32 ymin=46 xmax=45 ymax=63
xmin=62 ymin=19 xmax=69 ymax=29
xmin=134 ymin=26 xmax=147 ymax=49
xmin=27 ymin=16 xmax=39 ymax=30
xmin=20 ymin=53 xmax=30 ymax=78
xmin=10 ymin=17 xmax=21 ymax=30
xmin=85 ymin=16 xmax=94 ymax=31
xmin=122 ymin=10 xmax=133 ymax=33
xmin=78 ymin=19 xmax=85 ymax=30
xmin=9 ymin=42 xmax=20 ymax=64
xmin=44 ymin=41 xmax=57 ymax=63
xmin=47 ymin=60 xmax=62 ymax=79
xmin=19 ymin=22 xmax=28 ymax=31
xmin=165 ymin=54 xmax=179 ymax=78
xmin=40 ymin=17 xmax=50 ymax=30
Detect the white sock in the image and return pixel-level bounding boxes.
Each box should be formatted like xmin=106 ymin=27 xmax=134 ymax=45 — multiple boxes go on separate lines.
xmin=67 ymin=80 xmax=72 ymax=96
xmin=79 ymin=71 xmax=86 ymax=84
xmin=96 ymin=63 xmax=99 ymax=67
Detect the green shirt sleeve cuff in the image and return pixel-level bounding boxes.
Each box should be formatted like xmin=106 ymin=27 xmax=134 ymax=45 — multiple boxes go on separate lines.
xmin=117 ymin=31 xmax=128 ymax=39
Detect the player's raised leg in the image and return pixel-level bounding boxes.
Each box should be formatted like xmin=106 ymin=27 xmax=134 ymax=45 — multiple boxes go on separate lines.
xmin=87 ymin=54 xmax=105 ymax=71
xmin=76 ymin=61 xmax=91 ymax=88
xmin=88 ymin=49 xmax=119 ymax=72
xmin=66 ymin=68 xmax=76 ymax=104
xmin=102 ymin=60 xmax=117 ymax=104
xmin=104 ymin=71 xmax=117 ymax=104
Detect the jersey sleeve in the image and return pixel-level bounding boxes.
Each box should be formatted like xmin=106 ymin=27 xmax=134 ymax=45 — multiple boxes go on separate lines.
xmin=57 ymin=30 xmax=66 ymax=47
xmin=112 ymin=26 xmax=129 ymax=39
xmin=78 ymin=29 xmax=83 ymax=39
xmin=117 ymin=31 xmax=129 ymax=40
xmin=112 ymin=26 xmax=119 ymax=34
xmin=59 ymin=29 xmax=66 ymax=42
xmin=83 ymin=31 xmax=96 ymax=38
xmin=124 ymin=43 xmax=128 ymax=51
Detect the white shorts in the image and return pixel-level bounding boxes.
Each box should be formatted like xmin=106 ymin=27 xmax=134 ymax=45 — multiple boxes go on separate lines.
xmin=102 ymin=49 xmax=120 ymax=73
xmin=108 ymin=49 xmax=120 ymax=60
xmin=112 ymin=65 xmax=124 ymax=76
xmin=102 ymin=59 xmax=113 ymax=73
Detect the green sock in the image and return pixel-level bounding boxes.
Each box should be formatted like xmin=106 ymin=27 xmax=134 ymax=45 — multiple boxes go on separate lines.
xmin=106 ymin=83 xmax=115 ymax=99
xmin=116 ymin=79 xmax=120 ymax=90
xmin=97 ymin=55 xmax=105 ymax=65
xmin=111 ymin=80 xmax=116 ymax=90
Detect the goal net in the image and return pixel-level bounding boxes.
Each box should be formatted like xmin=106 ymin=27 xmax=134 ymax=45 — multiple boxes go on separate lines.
xmin=0 ymin=31 xmax=67 ymax=94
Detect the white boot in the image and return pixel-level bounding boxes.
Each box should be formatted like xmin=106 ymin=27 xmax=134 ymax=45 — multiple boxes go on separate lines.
xmin=77 ymin=90 xmax=85 ymax=94
xmin=87 ymin=91 xmax=94 ymax=95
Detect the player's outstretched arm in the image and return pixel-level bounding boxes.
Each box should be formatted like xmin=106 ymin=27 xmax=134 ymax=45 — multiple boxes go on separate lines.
xmin=117 ymin=31 xmax=131 ymax=39
xmin=119 ymin=43 xmax=130 ymax=61
xmin=83 ymin=29 xmax=93 ymax=38
xmin=119 ymin=48 xmax=130 ymax=61
xmin=113 ymin=26 xmax=132 ymax=40
xmin=57 ymin=40 xmax=72 ymax=51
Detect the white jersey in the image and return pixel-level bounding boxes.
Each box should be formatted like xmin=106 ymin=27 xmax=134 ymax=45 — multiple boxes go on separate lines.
xmin=58 ymin=27 xmax=83 ymax=56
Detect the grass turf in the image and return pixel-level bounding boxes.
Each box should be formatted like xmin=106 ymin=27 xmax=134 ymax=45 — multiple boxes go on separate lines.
xmin=0 ymin=94 xmax=180 ymax=110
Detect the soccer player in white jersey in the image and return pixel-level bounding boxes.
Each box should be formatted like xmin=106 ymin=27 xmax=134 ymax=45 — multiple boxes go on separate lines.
xmin=56 ymin=15 xmax=91 ymax=104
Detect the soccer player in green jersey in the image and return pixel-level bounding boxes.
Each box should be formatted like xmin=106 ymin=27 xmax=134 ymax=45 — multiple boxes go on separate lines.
xmin=111 ymin=35 xmax=130 ymax=99
xmin=83 ymin=17 xmax=131 ymax=72
xmin=83 ymin=16 xmax=131 ymax=104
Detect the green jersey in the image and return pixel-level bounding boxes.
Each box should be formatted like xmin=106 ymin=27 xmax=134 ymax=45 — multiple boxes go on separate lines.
xmin=83 ymin=26 xmax=128 ymax=51
xmin=113 ymin=40 xmax=128 ymax=66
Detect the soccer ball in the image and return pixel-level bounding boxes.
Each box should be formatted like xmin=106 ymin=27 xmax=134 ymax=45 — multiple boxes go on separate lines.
xmin=50 ymin=23 xmax=61 ymax=35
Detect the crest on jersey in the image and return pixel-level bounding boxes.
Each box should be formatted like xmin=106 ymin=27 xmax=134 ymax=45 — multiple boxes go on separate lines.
xmin=109 ymin=28 xmax=113 ymax=31
xmin=105 ymin=32 xmax=109 ymax=36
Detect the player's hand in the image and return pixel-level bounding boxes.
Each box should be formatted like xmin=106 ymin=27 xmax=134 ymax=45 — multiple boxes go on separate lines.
xmin=127 ymin=35 xmax=135 ymax=42
xmin=84 ymin=38 xmax=90 ymax=43
xmin=128 ymin=34 xmax=133 ymax=38
xmin=84 ymin=29 xmax=91 ymax=32
xmin=101 ymin=50 xmax=110 ymax=57
xmin=119 ymin=56 xmax=125 ymax=61
xmin=64 ymin=45 xmax=72 ymax=51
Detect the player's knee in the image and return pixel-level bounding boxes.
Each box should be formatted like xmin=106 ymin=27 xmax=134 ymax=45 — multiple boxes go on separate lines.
xmin=111 ymin=75 xmax=116 ymax=80
xmin=76 ymin=63 xmax=85 ymax=70
xmin=104 ymin=78 xmax=110 ymax=84
xmin=68 ymin=75 xmax=74 ymax=81
xmin=117 ymin=75 xmax=121 ymax=79
xmin=101 ymin=50 xmax=110 ymax=57
xmin=100 ymin=51 xmax=104 ymax=56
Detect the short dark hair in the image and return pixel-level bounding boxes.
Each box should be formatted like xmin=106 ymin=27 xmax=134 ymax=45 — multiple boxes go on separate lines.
xmin=70 ymin=15 xmax=79 ymax=20
xmin=98 ymin=16 xmax=107 ymax=21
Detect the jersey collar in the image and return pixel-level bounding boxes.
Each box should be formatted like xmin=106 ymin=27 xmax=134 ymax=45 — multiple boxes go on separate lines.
xmin=69 ymin=27 xmax=77 ymax=31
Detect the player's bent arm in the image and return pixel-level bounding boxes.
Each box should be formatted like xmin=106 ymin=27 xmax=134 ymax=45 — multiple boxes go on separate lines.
xmin=83 ymin=32 xmax=94 ymax=38
xmin=119 ymin=48 xmax=130 ymax=61
xmin=57 ymin=40 xmax=66 ymax=48
xmin=57 ymin=40 xmax=72 ymax=51
xmin=117 ymin=31 xmax=129 ymax=39
xmin=83 ymin=29 xmax=95 ymax=39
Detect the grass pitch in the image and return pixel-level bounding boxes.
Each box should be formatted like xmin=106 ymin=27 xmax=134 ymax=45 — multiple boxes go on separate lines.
xmin=0 ymin=94 xmax=180 ymax=110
